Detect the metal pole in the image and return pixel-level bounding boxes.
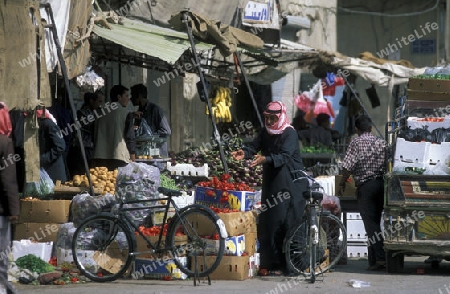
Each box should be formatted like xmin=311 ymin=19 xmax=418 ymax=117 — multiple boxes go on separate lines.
xmin=180 ymin=11 xmax=229 ymax=174
xmin=42 ymin=3 xmax=95 ymax=196
xmin=234 ymin=52 xmax=264 ymax=128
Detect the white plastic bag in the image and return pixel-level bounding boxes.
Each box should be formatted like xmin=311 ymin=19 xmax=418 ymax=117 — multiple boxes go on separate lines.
xmin=348 ymin=279 xmax=370 ymax=288
xmin=424 ymin=162 xmax=450 ymax=175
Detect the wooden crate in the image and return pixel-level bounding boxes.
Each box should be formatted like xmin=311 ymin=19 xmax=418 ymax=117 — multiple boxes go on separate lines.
xmin=305 ymin=249 xmax=330 ymax=274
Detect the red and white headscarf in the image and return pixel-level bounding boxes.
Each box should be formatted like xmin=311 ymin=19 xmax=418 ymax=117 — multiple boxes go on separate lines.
xmin=36 ymin=109 xmax=57 ymax=125
xmin=0 ymin=102 xmax=12 ymax=137
xmin=263 ymin=101 xmax=293 ymax=135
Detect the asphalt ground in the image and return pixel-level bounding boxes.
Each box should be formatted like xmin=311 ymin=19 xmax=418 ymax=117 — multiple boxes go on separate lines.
xmin=12 ymin=256 xmax=450 ymax=294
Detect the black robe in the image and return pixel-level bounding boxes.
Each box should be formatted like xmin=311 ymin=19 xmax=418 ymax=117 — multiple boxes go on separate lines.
xmin=38 ymin=118 xmax=67 ymax=183
xmin=243 ymin=127 xmax=307 ymax=272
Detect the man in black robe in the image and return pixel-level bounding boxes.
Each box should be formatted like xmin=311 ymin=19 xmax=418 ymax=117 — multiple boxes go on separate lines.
xmin=232 ymin=101 xmax=307 ymax=276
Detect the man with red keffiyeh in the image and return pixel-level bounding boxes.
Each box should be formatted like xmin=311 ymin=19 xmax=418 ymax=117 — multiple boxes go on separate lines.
xmin=232 ymin=101 xmax=307 ymax=276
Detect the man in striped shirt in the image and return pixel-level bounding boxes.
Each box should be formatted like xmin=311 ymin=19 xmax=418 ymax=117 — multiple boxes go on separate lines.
xmin=338 ymin=115 xmax=386 ymax=271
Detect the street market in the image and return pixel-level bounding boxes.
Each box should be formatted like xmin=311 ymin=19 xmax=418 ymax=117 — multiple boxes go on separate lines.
xmin=1 ymin=1 xmax=450 ymax=294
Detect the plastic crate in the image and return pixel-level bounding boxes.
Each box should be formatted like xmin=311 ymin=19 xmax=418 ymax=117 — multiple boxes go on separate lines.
xmin=346 ymin=219 xmax=367 ymax=241
xmin=347 ymin=243 xmax=368 ymax=258
xmin=167 ymin=162 xmax=208 ymax=177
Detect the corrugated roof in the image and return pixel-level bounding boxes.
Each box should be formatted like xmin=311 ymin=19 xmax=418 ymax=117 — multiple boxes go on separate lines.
xmin=93 ymin=18 xmax=214 ymax=65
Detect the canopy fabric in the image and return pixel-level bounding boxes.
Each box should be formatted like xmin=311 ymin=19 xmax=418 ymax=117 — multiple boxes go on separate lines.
xmin=237 ymin=40 xmax=426 ymax=86
xmin=331 ymin=55 xmax=427 ymax=87
xmin=169 ymin=11 xmax=264 ymax=57
xmin=92 ymin=18 xmax=214 ymax=65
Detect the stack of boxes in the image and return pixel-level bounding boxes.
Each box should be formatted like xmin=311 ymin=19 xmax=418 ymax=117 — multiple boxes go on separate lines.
xmin=13 ymin=199 xmax=71 ymax=262
xmin=345 ymin=213 xmax=368 ymax=259
xmin=194 ymin=186 xmax=259 ymax=280
xmin=334 ymin=176 xmax=368 ymax=259
xmin=15 ymin=200 xmax=71 ymax=244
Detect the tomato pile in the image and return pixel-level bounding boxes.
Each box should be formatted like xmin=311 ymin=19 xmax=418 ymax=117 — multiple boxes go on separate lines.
xmin=197 ymin=174 xmax=254 ymax=192
xmin=137 ymin=224 xmax=185 ymax=237
xmin=137 ymin=224 xmax=168 ymax=236
xmin=209 ymin=207 xmax=240 ymax=214
xmin=202 ymin=233 xmax=220 ymax=240
xmin=416 ymin=117 xmax=445 ymax=122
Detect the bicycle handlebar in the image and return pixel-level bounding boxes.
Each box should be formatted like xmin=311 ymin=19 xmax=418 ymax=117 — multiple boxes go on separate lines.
xmin=158 ymin=187 xmax=183 ymax=197
xmin=291 ymin=169 xmax=323 ymax=191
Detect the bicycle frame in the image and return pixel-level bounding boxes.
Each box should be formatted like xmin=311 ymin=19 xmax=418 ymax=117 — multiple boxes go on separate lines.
xmin=292 ymin=170 xmax=325 ymax=281
xmin=114 ymin=191 xmax=187 ymax=256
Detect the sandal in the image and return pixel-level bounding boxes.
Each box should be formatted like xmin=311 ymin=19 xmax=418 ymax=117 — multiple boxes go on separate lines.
xmin=258 ymin=268 xmax=270 ymax=276
xmin=267 ymin=270 xmax=284 ymax=276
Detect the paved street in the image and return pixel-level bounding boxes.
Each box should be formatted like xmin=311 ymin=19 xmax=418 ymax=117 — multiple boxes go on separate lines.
xmin=12 ymin=257 xmax=450 ymax=294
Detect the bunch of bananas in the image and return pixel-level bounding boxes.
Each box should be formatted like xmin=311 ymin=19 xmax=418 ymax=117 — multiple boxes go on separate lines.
xmin=206 ymin=86 xmax=233 ymax=123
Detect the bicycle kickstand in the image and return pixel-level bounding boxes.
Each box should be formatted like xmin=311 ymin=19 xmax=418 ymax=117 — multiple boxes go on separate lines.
xmin=193 ymin=256 xmax=211 ymax=286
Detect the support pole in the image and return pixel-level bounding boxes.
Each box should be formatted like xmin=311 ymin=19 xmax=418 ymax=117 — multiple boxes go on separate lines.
xmin=234 ymin=52 xmax=264 ymax=128
xmin=181 ymin=11 xmax=229 ymax=174
xmin=42 ymin=3 xmax=95 ymax=196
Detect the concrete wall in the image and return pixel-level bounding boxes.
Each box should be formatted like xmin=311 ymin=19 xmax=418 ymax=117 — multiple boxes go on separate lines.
xmin=338 ymin=0 xmax=443 ymax=67
xmin=337 ymin=0 xmax=444 ymax=134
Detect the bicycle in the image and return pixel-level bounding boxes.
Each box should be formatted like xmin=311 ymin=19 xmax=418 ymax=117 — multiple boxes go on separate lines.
xmin=71 ymin=185 xmax=227 ymax=284
xmin=284 ymin=170 xmax=347 ymax=283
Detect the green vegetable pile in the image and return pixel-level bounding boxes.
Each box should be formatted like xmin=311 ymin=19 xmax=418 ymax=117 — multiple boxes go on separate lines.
xmin=160 ymin=174 xmax=180 ymax=191
xmin=16 ymin=254 xmax=55 ymax=274
xmin=302 ymin=143 xmax=335 ymax=154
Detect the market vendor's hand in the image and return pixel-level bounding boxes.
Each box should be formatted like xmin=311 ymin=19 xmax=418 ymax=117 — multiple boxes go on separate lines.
xmin=130 ymin=154 xmax=136 ymax=162
xmin=231 ymin=149 xmax=245 ymax=160
xmin=251 ymin=154 xmax=266 ymax=167
xmin=337 ymin=184 xmax=345 ymax=196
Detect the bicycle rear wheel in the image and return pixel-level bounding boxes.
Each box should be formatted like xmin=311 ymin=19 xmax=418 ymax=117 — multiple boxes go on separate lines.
xmin=285 ymin=211 xmax=347 ymax=275
xmin=72 ymin=214 xmax=135 ymax=282
xmin=318 ymin=212 xmax=347 ymax=271
xmin=166 ymin=205 xmax=225 ymax=277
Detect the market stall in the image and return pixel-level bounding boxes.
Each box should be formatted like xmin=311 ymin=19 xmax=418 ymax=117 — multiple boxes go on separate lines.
xmin=383 ymin=68 xmax=450 ymax=273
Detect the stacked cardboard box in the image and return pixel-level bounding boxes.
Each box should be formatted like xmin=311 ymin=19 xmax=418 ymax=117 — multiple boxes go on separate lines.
xmin=15 ymin=200 xmax=71 ymax=243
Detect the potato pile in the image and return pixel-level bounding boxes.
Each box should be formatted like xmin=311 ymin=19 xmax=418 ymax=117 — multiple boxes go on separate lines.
xmin=65 ymin=167 xmax=118 ymax=195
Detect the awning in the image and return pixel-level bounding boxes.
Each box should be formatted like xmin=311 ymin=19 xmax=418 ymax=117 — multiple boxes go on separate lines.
xmin=92 ymin=18 xmax=214 ymax=65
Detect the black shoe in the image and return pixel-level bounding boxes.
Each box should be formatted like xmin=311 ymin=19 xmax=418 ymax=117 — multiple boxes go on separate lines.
xmin=366 ymin=262 xmax=386 ymax=271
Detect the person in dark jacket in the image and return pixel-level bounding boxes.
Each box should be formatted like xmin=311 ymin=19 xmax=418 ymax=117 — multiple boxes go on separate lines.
xmin=0 ymin=102 xmax=19 ymax=294
xmin=232 ymin=101 xmax=307 ymax=276
xmin=68 ymin=91 xmax=103 ymax=175
xmin=131 ymin=84 xmax=171 ymax=157
xmin=37 ymin=109 xmax=67 ymax=183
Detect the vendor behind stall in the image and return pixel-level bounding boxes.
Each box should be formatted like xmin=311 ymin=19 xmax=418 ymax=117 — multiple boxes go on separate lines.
xmin=131 ymin=84 xmax=171 ymax=157
xmin=298 ymin=113 xmax=340 ymax=148
xmin=92 ymin=85 xmax=136 ymax=170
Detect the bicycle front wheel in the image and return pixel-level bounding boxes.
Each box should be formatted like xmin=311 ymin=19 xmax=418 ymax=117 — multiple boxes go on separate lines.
xmin=166 ymin=205 xmax=225 ymax=277
xmin=72 ymin=214 xmax=135 ymax=282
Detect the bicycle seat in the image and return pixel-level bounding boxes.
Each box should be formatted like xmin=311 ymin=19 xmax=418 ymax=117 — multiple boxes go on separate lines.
xmin=158 ymin=187 xmax=182 ymax=197
xmin=302 ymin=190 xmax=323 ymax=203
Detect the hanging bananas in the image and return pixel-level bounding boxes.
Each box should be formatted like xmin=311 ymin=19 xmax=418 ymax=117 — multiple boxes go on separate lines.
xmin=205 ymin=86 xmax=233 ymax=123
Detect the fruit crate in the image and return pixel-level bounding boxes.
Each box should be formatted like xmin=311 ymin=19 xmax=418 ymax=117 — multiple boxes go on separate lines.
xmin=167 ymin=162 xmax=208 ymax=177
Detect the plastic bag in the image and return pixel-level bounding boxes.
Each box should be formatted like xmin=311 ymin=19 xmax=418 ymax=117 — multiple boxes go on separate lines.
xmin=116 ymin=163 xmax=160 ymax=202
xmin=23 ymin=168 xmax=54 ymax=198
xmin=39 ymin=168 xmax=54 ymax=195
xmin=432 ymin=127 xmax=450 ymax=143
xmin=348 ymin=280 xmax=370 ymax=288
xmin=294 ymin=92 xmax=313 ymax=113
xmin=71 ymin=193 xmax=117 ymax=227
xmin=424 ymin=162 xmax=450 ymax=175
xmin=76 ymin=66 xmax=105 ymax=93
xmin=135 ymin=118 xmax=153 ymax=138
xmin=321 ymin=194 xmax=341 ymax=214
